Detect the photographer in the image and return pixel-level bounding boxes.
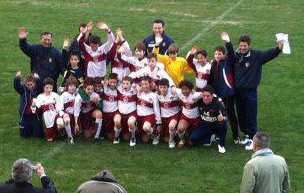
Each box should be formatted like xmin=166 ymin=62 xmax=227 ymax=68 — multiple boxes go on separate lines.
xmin=0 ymin=158 xmax=57 ymax=193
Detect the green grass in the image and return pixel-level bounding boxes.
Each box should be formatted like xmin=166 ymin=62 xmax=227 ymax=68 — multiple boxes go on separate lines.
xmin=0 ymin=0 xmax=303 ymax=192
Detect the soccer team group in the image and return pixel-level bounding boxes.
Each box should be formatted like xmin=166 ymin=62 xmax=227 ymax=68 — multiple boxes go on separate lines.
xmin=15 ymin=19 xmax=283 ymax=153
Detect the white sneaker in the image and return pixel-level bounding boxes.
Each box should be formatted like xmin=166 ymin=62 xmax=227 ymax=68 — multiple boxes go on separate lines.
xmin=113 ymin=137 xmax=120 ymax=144
xmin=218 ymin=145 xmax=226 ymax=153
xmin=69 ymin=138 xmax=74 ymax=144
xmin=240 ymin=135 xmax=250 ymax=145
xmin=129 ymin=137 xmax=136 ymax=147
xmin=233 ymin=138 xmax=240 ymax=145
xmin=245 ymin=139 xmax=253 ymax=151
xmin=169 ymin=140 xmax=176 ymax=149
xmin=152 ymin=135 xmax=160 ymax=145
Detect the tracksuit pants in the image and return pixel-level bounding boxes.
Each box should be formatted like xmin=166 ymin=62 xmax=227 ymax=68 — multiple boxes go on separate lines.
xmin=235 ymin=88 xmax=258 ymax=139
xmin=190 ymin=121 xmax=227 ymax=146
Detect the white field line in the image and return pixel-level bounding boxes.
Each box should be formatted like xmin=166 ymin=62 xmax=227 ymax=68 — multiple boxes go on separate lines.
xmin=180 ymin=0 xmax=243 ymax=52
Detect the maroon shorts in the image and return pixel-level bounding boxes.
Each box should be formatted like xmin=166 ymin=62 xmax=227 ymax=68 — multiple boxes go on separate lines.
xmin=121 ymin=111 xmax=137 ymax=135
xmin=180 ymin=113 xmax=201 ymax=131
xmin=137 ymin=114 xmax=156 ymax=135
xmin=45 ymin=115 xmax=60 ymax=140
xmin=161 ymin=113 xmax=180 ymax=138
xmin=79 ymin=110 xmax=96 ymax=137
xmin=103 ymin=111 xmax=119 ymax=136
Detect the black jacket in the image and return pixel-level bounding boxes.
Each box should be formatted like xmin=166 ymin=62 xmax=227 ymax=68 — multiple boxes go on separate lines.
xmin=226 ymin=42 xmax=281 ymax=89
xmin=0 ymin=176 xmax=57 ymax=193
xmin=19 ymin=39 xmax=65 ymax=85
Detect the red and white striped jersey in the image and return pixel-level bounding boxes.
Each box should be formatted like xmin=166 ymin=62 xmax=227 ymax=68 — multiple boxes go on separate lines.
xmin=60 ymin=91 xmax=77 ymax=115
xmin=117 ymin=86 xmax=137 ymax=115
xmin=176 ymin=89 xmax=202 ymax=119
xmin=187 ymin=54 xmax=211 ymax=89
xmin=101 ymin=86 xmax=118 ymax=113
xmin=78 ymin=32 xmax=115 ymax=78
xmin=74 ymin=92 xmax=99 ymax=116
xmin=129 ymin=66 xmax=175 ymax=87
xmin=137 ymin=91 xmax=161 ymax=123
xmin=34 ymin=92 xmax=61 ymax=128
xmin=157 ymin=89 xmax=180 ymax=118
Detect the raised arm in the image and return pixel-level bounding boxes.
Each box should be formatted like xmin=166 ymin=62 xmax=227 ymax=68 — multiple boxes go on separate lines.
xmin=96 ymin=22 xmax=115 ymax=54
xmin=259 ymin=45 xmax=282 ymax=65
xmin=18 ymin=27 xmax=35 ymax=57
xmin=13 ymin=71 xmax=24 ymax=94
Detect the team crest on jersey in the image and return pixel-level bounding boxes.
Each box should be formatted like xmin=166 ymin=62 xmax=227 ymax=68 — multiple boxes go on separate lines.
xmin=245 ymin=62 xmax=250 ymax=68
xmin=162 ymin=42 xmax=166 ymax=47
xmin=123 ymin=96 xmax=129 ymax=102
xmin=163 ymin=102 xmax=169 ymax=108
xmin=49 ymin=58 xmax=52 ymax=63
xmin=109 ymin=96 xmax=115 ymax=101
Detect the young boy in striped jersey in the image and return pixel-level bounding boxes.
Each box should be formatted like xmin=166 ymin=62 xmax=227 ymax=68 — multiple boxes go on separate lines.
xmin=129 ymin=53 xmax=174 ymax=89
xmin=74 ymin=78 xmax=103 ymax=140
xmin=77 ymin=22 xmax=115 ymax=78
xmin=59 ymin=76 xmax=79 ymax=144
xmin=101 ymin=73 xmax=120 ymax=143
xmin=186 ymin=47 xmax=211 ymax=91
xmin=31 ymin=78 xmax=64 ymax=142
xmin=175 ymin=80 xmax=203 ymax=148
xmin=136 ymin=76 xmax=161 ymax=144
xmin=117 ymin=76 xmax=138 ymax=146
xmin=157 ymin=78 xmax=180 ymax=148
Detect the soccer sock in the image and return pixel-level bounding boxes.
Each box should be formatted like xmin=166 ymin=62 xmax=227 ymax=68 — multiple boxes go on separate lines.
xmin=178 ymin=130 xmax=185 ymax=141
xmin=169 ymin=129 xmax=176 ymax=142
xmin=65 ymin=123 xmax=73 ymax=139
xmin=129 ymin=126 xmax=136 ymax=140
xmin=114 ymin=127 xmax=122 ymax=138
xmin=94 ymin=119 xmax=103 ymax=139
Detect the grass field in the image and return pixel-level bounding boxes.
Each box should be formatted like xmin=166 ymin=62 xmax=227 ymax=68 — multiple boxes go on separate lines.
xmin=0 ymin=0 xmax=303 ymax=192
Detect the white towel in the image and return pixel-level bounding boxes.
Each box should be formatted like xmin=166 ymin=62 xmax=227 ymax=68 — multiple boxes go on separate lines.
xmin=276 ymin=33 xmax=291 ymax=54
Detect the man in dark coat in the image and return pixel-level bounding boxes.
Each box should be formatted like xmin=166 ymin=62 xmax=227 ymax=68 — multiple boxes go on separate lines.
xmin=18 ymin=27 xmax=65 ymax=92
xmin=0 ymin=158 xmax=57 ymax=193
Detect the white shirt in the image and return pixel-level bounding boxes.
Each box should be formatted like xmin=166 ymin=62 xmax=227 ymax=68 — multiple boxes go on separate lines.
xmin=117 ymin=86 xmax=137 ymax=115
xmin=34 ymin=92 xmax=61 ymax=128
xmin=60 ymin=91 xmax=78 ymax=115
xmin=78 ymin=32 xmax=115 ymax=78
xmin=74 ymin=92 xmax=99 ymax=116
xmin=137 ymin=91 xmax=161 ymax=123
xmin=129 ymin=66 xmax=175 ymax=87
xmin=102 ymin=86 xmax=118 ymax=113
xmin=192 ymin=60 xmax=211 ymax=89
xmin=176 ymin=89 xmax=202 ymax=119
xmin=157 ymin=89 xmax=180 ymax=118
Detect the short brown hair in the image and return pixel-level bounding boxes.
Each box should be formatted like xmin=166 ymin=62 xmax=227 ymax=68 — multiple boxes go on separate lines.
xmin=65 ymin=76 xmax=78 ymax=87
xmin=168 ymin=44 xmax=179 ymax=54
xmin=134 ymin=42 xmax=146 ymax=52
xmin=83 ymin=77 xmax=95 ymax=88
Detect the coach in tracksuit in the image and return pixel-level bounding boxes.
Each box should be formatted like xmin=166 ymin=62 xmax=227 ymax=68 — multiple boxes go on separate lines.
xmin=18 ymin=29 xmax=65 ymax=92
xmin=143 ymin=19 xmax=174 ymax=55
xmin=221 ymin=32 xmax=283 ymax=150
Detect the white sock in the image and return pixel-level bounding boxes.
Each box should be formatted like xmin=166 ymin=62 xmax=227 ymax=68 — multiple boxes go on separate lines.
xmin=94 ymin=119 xmax=103 ymax=139
xmin=114 ymin=127 xmax=122 ymax=138
xmin=65 ymin=123 xmax=73 ymax=139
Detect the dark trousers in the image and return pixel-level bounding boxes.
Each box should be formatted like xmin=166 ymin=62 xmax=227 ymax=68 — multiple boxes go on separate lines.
xmin=235 ymin=88 xmax=258 ymax=139
xmin=190 ymin=121 xmax=227 ymax=146
xmin=223 ymin=95 xmax=239 ymax=139
xmin=20 ymin=114 xmax=44 ymax=138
